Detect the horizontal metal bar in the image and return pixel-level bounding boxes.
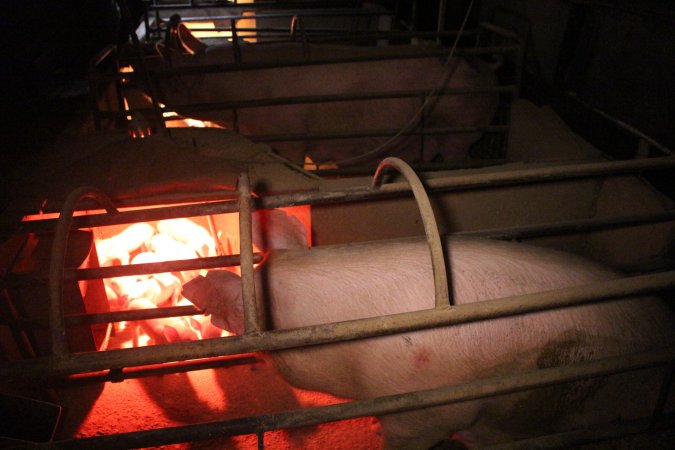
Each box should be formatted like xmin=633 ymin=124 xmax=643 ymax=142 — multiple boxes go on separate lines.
xmin=45 ymin=347 xmax=675 ymax=449
xmin=6 ymin=253 xmax=262 ymax=286
xmin=66 ymin=305 xmax=203 ymax=326
xmin=1 ymin=268 xmax=674 ymax=380
xmin=115 ymin=45 xmax=521 ymax=79
xmin=565 ymin=92 xmax=674 ymax=156
xmin=457 ymin=209 xmax=675 ymax=241
xmin=54 ymin=355 xmax=261 ymax=386
xmin=12 ymin=156 xmax=675 ymax=234
xmin=173 ymin=9 xmax=395 ymax=22
xmin=0 ymin=305 xmax=203 ymax=330
xmin=148 ymin=2 xmax=375 ymax=12
xmin=250 ymin=124 xmax=509 ymax=143
xmin=111 ymin=85 xmax=517 ymax=119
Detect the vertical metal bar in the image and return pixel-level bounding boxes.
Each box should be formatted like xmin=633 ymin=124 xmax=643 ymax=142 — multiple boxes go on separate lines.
xmin=437 ymin=0 xmax=447 ymax=45
xmin=231 ymin=19 xmax=242 ymax=65
xmin=371 ymin=158 xmax=451 ymax=307
xmin=419 ymin=93 xmax=426 ymax=159
xmin=238 ymin=173 xmax=260 ymax=333
xmin=257 ymin=430 xmax=265 ymax=450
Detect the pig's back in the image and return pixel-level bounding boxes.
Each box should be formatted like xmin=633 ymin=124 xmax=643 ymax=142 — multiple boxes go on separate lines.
xmin=264 ymin=237 xmax=673 ymax=440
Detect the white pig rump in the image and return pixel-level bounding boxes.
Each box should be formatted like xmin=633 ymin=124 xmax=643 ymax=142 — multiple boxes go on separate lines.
xmin=183 ymin=237 xmax=674 ymax=448
xmin=136 ymin=42 xmax=501 ymax=167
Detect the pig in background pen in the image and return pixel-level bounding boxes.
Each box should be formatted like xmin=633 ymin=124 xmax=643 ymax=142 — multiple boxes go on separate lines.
xmin=121 ymin=20 xmax=506 ymax=168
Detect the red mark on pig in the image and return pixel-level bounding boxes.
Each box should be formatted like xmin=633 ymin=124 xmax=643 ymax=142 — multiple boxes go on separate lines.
xmin=412 ymin=347 xmax=432 ymax=370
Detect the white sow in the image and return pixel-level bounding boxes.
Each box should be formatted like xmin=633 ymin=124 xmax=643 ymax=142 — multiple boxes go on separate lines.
xmin=135 ymin=43 xmax=500 ymax=166
xmin=183 ymin=237 xmax=674 ymax=449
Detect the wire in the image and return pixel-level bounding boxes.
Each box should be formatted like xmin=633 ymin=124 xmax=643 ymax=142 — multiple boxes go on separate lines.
xmin=325 ymin=0 xmax=476 ymax=167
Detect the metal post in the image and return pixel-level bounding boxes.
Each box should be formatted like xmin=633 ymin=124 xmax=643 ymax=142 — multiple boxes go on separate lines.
xmin=238 ymin=172 xmax=261 ymax=333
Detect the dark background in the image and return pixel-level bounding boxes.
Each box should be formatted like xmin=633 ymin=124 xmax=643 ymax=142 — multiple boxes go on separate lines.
xmin=1 ymin=0 xmax=673 ymax=202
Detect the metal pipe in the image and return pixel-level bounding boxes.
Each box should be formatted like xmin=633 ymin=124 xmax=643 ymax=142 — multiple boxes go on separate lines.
xmin=115 ymin=45 xmax=521 ymax=79
xmin=457 ymin=209 xmax=675 ymax=241
xmin=565 ymin=92 xmax=673 ymax=155
xmin=54 ymin=355 xmax=261 ymax=386
xmin=44 ymin=347 xmax=675 ymax=449
xmin=113 ymin=85 xmax=517 ymax=118
xmin=49 ymin=187 xmax=118 ymax=357
xmin=14 ymin=156 xmax=675 ymax=235
xmin=371 ymin=158 xmax=450 ymax=306
xmin=4 ymin=268 xmax=674 ymax=380
xmin=9 ymin=254 xmax=263 ymax=286
xmin=238 ymin=172 xmax=261 ymax=333
xmin=251 ymin=124 xmax=509 ymax=144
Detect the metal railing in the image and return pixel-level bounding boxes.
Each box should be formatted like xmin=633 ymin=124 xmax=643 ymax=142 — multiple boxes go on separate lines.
xmin=2 ymin=156 xmax=674 ymax=448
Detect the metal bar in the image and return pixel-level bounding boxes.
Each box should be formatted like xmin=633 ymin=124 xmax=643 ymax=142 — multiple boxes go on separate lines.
xmin=8 ymin=254 xmax=263 ymax=286
xmin=372 ymin=158 xmax=450 ymax=306
xmin=238 ymin=172 xmax=261 ymax=333
xmin=49 ymin=187 xmax=118 ymax=357
xmin=115 ymin=45 xmax=521 ymax=78
xmin=149 ymin=2 xmax=382 ymax=12
xmin=250 ymin=124 xmax=509 ymax=144
xmin=457 ymin=209 xmax=675 ymax=241
xmin=565 ymin=92 xmax=674 ymax=156
xmin=44 ymin=347 xmax=675 ymax=449
xmin=14 ymin=156 xmax=675 ymax=234
xmin=54 ymin=355 xmax=261 ymax=386
xmin=2 ymin=268 xmax=674 ymax=380
xmin=112 ymin=85 xmax=517 ymax=117
xmin=174 ymin=10 xmax=395 ymax=22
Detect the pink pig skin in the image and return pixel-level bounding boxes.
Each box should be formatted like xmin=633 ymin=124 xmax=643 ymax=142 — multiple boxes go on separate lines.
xmin=133 ymin=43 xmax=500 ymax=166
xmin=182 ymin=237 xmax=674 ymax=449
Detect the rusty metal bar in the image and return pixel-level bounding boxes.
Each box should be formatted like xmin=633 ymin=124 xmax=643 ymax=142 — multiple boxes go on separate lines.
xmin=371 ymin=158 xmax=450 ymax=306
xmin=114 ymin=44 xmax=521 ymax=79
xmin=8 ymin=253 xmax=263 ymax=286
xmin=3 ymin=267 xmax=674 ymax=380
xmin=13 ymin=156 xmax=675 ymax=235
xmin=251 ymin=124 xmax=509 ymax=144
xmin=456 ymin=209 xmax=675 ymax=241
xmin=49 ymin=187 xmax=118 ymax=357
xmin=2 ymin=305 xmax=203 ymax=330
xmin=54 ymin=355 xmax=261 ymax=386
xmin=43 ymin=347 xmax=675 ymax=449
xmin=104 ymin=85 xmax=517 ymax=120
xmin=565 ymin=92 xmax=673 ymax=155
xmin=238 ymin=172 xmax=261 ymax=333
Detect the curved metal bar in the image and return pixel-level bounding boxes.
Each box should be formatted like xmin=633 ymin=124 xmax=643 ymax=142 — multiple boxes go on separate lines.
xmin=49 ymin=187 xmax=118 ymax=357
xmin=371 ymin=158 xmax=451 ymax=307
xmin=238 ymin=172 xmax=260 ymax=333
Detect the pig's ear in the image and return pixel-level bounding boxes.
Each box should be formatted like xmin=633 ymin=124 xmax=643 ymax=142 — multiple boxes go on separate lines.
xmin=181 ymin=275 xmax=209 ymax=309
xmin=252 ymin=209 xmax=309 ymax=251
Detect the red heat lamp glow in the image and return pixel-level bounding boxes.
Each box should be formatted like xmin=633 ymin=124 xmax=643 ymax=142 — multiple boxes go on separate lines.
xmin=21 ymin=203 xmax=311 ymax=350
